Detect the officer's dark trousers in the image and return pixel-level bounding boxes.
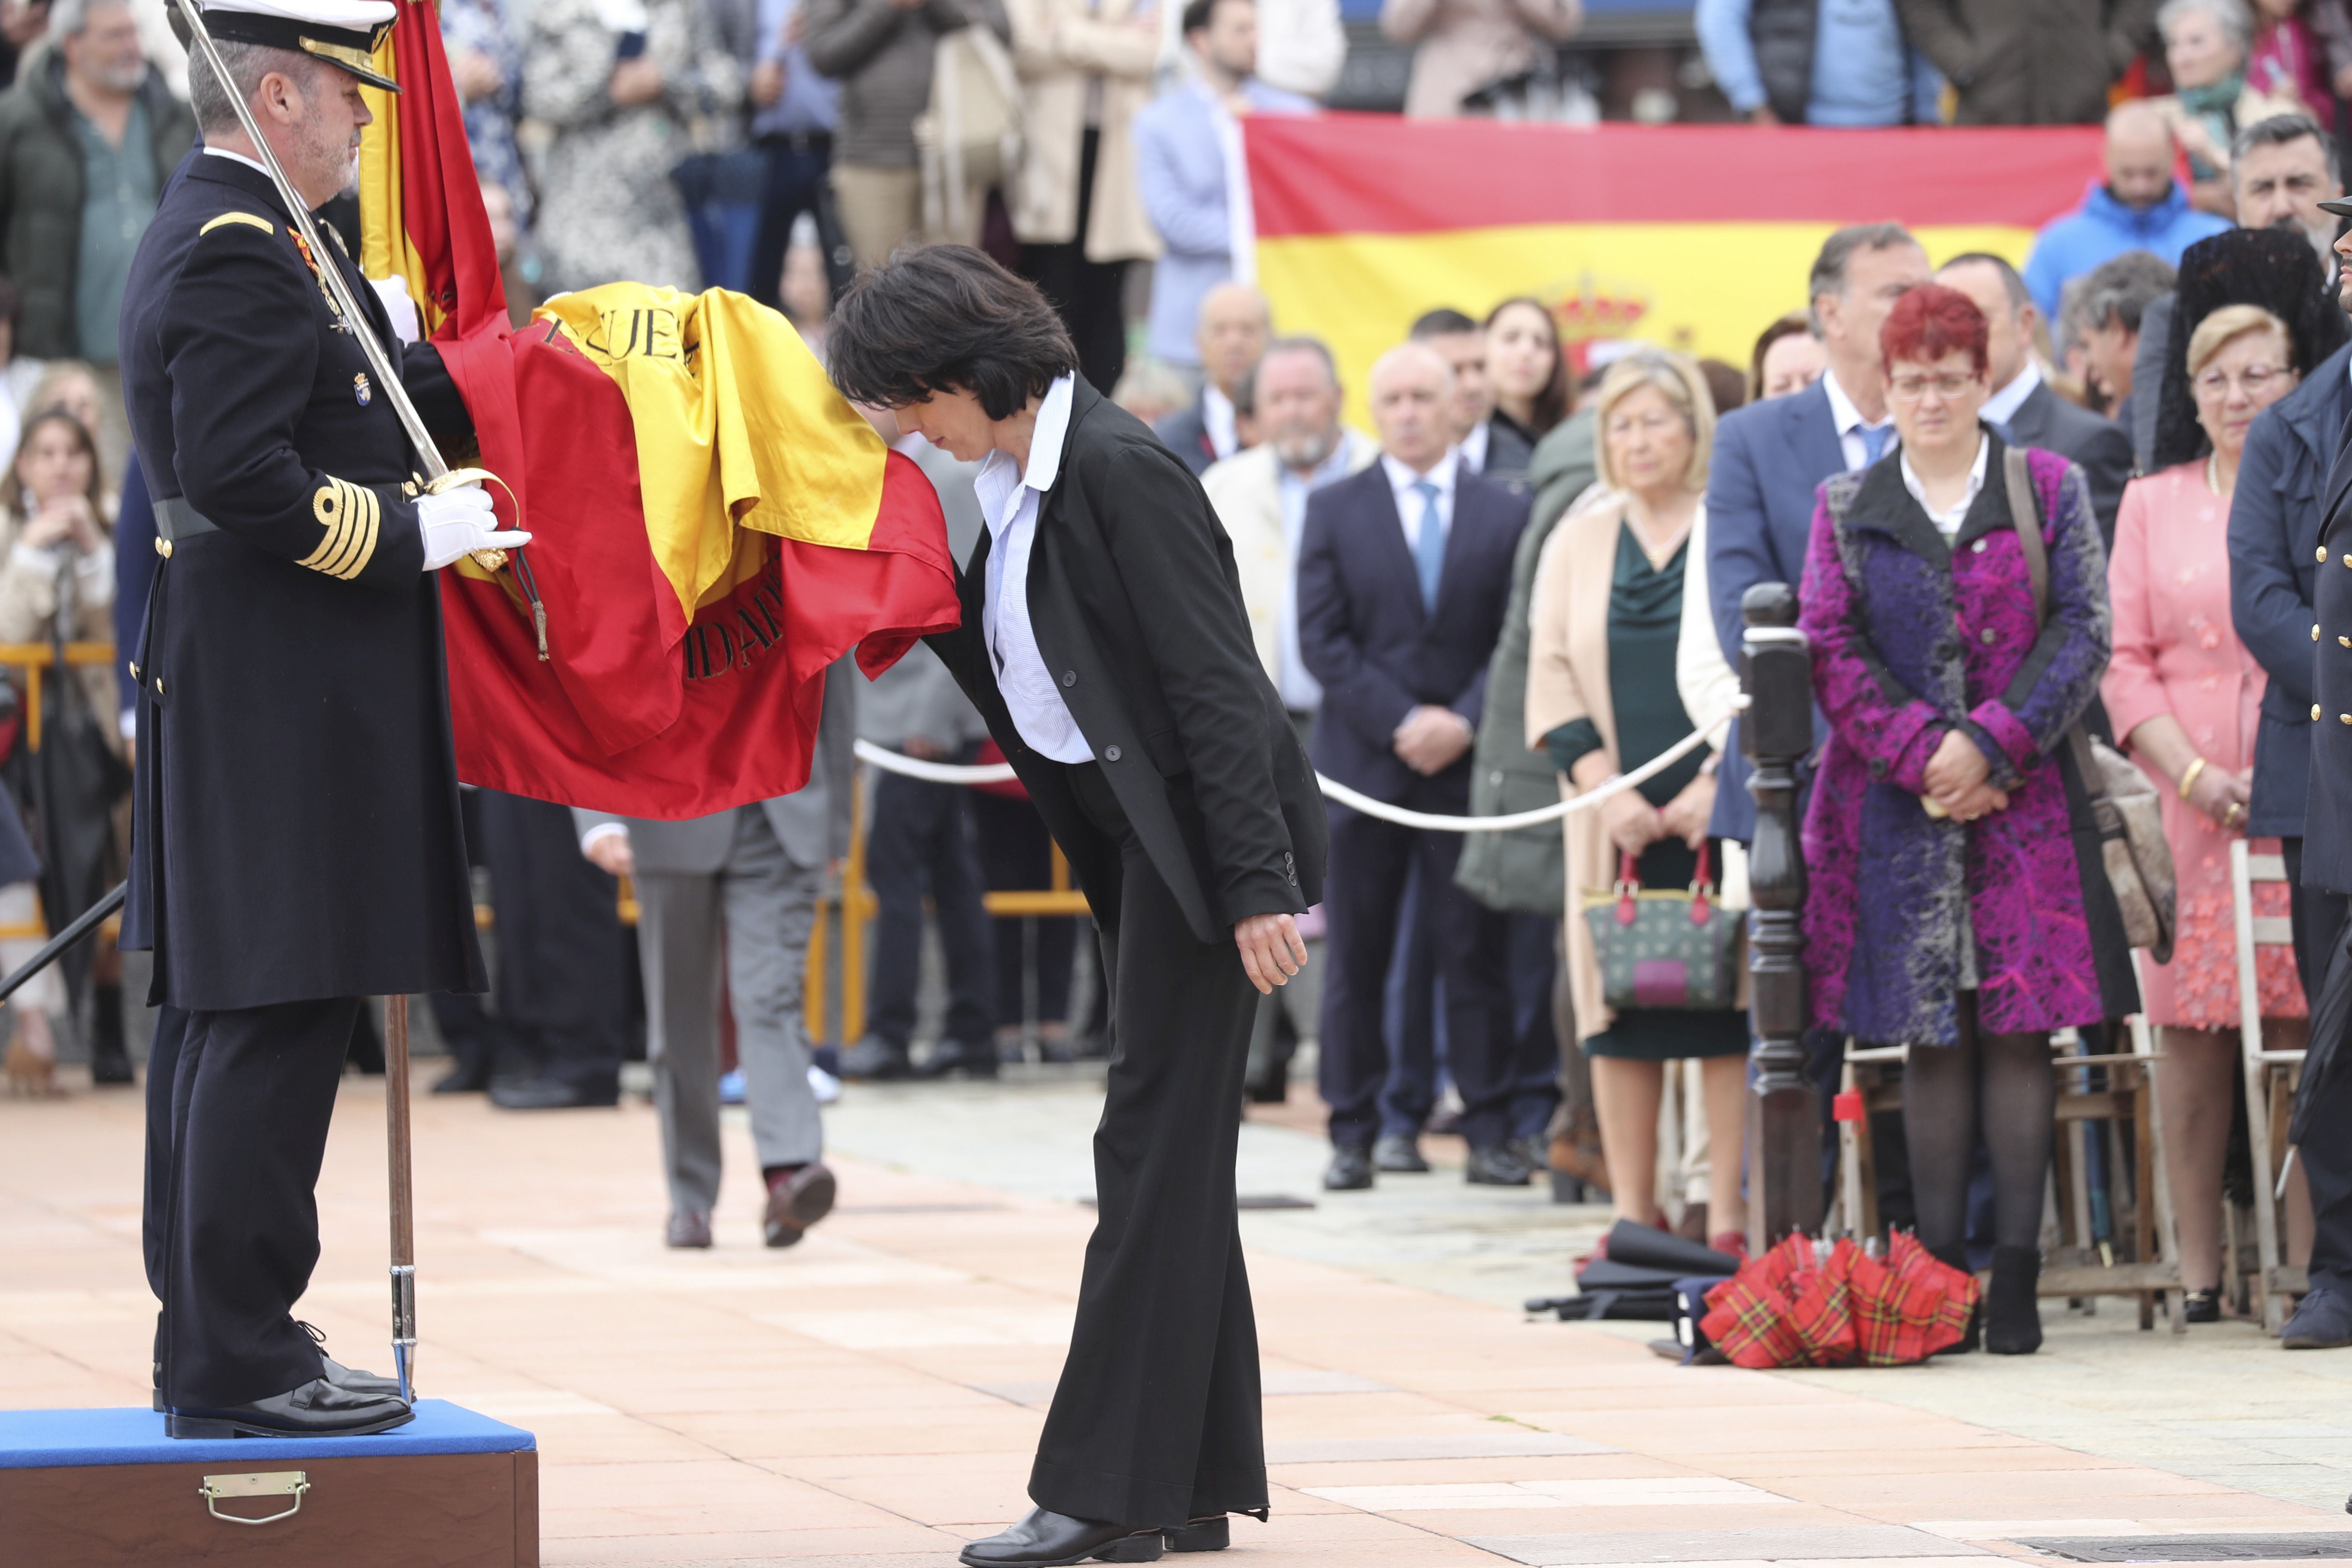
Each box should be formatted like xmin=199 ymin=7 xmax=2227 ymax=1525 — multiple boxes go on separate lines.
xmin=1320 ymin=807 xmax=1516 ymax=1151
xmin=145 ymin=997 xmax=359 ymax=1409
xmin=2280 ymin=839 xmax=2352 ymax=1295
xmin=1030 ymin=762 xmax=1265 ymax=1529
xmin=866 ymin=768 xmax=994 ymax=1050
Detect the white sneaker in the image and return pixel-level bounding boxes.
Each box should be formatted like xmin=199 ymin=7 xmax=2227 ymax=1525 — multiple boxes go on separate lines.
xmin=807 ymin=1063 xmax=842 ymax=1105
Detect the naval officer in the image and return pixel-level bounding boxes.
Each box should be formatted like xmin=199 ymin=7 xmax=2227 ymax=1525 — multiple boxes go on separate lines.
xmin=120 ymin=0 xmax=527 ymax=1438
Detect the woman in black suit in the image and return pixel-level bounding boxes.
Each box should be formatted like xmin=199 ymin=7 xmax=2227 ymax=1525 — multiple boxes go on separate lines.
xmin=829 ymin=246 xmax=1329 ymax=1568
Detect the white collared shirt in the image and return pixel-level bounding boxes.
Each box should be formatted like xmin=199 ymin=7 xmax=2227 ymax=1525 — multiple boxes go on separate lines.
xmin=202 ymin=145 xmax=272 ymax=178
xmin=1980 ymin=358 xmax=2042 ymax=430
xmin=1457 ymin=420 xmax=1491 ymax=474
xmin=1203 ymin=383 xmax=1240 ymax=463
xmin=974 ymin=374 xmax=1094 ymax=765
xmin=1822 ymin=368 xmax=1898 ymax=472
xmin=1900 ymin=432 xmax=1990 ymax=542
xmin=1382 ymin=448 xmax=1458 ymax=553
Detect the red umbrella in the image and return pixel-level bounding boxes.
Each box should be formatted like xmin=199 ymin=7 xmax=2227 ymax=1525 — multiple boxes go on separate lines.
xmin=1700 ymin=1234 xmax=1977 ymax=1368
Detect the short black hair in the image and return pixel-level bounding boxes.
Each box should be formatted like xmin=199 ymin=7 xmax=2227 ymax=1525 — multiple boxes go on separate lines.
xmin=1938 ymin=251 xmax=2033 ymax=315
xmin=1182 ymin=0 xmax=1246 ymax=34
xmin=1807 ymin=222 xmax=1920 ymax=333
xmin=828 ymin=245 xmax=1079 ymax=420
xmin=1409 ymin=307 xmax=1477 ymax=339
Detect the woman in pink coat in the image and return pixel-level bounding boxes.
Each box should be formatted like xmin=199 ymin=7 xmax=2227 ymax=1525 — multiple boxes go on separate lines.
xmin=2102 ymin=301 xmax=2312 ymax=1324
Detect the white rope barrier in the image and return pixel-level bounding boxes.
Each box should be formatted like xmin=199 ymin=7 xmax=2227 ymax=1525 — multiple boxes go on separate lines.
xmin=852 ymin=695 xmax=1746 ymax=834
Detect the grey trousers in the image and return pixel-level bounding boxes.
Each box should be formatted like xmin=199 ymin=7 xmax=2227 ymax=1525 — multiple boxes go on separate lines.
xmin=634 ymin=809 xmax=824 ymax=1217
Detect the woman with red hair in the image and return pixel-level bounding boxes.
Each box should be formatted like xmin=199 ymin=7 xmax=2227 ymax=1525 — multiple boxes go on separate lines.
xmin=1798 ymin=284 xmax=2137 ymax=1356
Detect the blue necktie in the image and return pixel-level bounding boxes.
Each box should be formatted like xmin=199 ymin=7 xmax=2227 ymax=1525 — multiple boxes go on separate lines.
xmin=1412 ymin=479 xmax=1444 ymax=612
xmin=1860 ymin=424 xmax=1890 ymax=466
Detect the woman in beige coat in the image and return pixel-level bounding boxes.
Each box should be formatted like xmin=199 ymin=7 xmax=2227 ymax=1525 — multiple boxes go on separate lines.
xmin=1005 ymin=0 xmax=1162 ymax=390
xmin=1380 ymin=0 xmax=1580 ymax=117
xmin=1525 ymin=349 xmax=1747 ymax=1253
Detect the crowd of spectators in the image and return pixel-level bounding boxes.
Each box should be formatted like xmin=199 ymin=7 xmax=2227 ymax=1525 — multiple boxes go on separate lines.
xmin=0 ymin=0 xmax=2348 ymax=1350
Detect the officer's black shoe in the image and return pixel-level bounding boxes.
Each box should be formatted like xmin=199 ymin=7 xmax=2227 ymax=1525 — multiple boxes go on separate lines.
xmin=297 ymin=1321 xmax=401 ymax=1398
xmin=837 ymin=1035 xmax=913 ymax=1081
xmin=1323 ymin=1145 xmax=1374 ymax=1191
xmin=1465 ymin=1143 xmax=1536 ymax=1186
xmin=1165 ymin=1516 xmax=1230 ymax=1551
xmin=1373 ymin=1133 xmax=1428 ymax=1173
xmin=2282 ymin=1286 xmax=2352 ymax=1349
xmin=959 ymin=1508 xmax=1164 ymax=1565
xmin=489 ymin=1075 xmax=620 ymax=1110
xmin=917 ymin=1040 xmax=999 ymax=1079
xmin=166 ymin=1378 xmax=413 ymax=1439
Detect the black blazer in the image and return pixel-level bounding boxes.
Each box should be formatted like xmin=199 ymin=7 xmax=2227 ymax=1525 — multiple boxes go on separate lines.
xmin=2005 ymin=377 xmax=2132 ymax=549
xmin=2300 ymin=366 xmax=2352 ymax=895
xmin=1295 ymin=461 xmax=1528 ymax=805
xmin=928 ymin=378 xmax=1326 ymax=943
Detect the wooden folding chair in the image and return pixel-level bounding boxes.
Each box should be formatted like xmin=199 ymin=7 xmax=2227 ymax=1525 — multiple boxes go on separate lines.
xmin=2230 ymin=839 xmax=2309 ymax=1332
xmin=2044 ymin=1005 xmax=2184 ymax=1333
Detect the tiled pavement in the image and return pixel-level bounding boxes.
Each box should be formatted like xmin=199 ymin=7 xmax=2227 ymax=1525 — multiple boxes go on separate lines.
xmin=4 ymin=1065 xmax=2349 ymax=1567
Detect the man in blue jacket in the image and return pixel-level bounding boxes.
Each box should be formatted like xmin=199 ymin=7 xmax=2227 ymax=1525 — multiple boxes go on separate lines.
xmin=2023 ymin=100 xmax=2231 ymax=322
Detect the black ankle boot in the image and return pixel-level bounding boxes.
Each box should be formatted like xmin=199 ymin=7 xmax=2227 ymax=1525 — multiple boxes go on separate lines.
xmin=1927 ymin=1244 xmax=1980 ymax=1353
xmin=1985 ymin=1243 xmax=2043 ymax=1355
xmin=90 ymin=983 xmax=133 ymax=1084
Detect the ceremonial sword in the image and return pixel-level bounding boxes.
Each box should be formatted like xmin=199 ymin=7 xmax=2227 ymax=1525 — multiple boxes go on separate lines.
xmin=170 ymin=0 xmax=490 ymax=1405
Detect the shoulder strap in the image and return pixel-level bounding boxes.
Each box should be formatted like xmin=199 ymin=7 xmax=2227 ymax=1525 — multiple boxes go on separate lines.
xmin=2003 ymin=444 xmax=2048 ymax=629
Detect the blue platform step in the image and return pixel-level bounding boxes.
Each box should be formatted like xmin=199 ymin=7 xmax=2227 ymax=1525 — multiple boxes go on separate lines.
xmin=0 ymin=1400 xmax=540 ymax=1566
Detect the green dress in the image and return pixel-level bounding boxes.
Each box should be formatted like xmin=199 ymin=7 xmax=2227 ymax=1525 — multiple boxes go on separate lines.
xmin=1543 ymin=522 xmax=1749 ymax=1062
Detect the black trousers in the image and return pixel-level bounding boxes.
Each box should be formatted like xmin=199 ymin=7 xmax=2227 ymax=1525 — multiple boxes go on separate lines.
xmin=866 ymin=767 xmax=995 ymax=1050
xmin=478 ymin=790 xmax=628 ymax=1093
xmin=746 ymin=134 xmax=843 ymax=312
xmin=2281 ymin=837 xmax=2352 ymax=1293
xmin=145 ymin=996 xmax=359 ymax=1409
xmin=1320 ymin=807 xmax=1516 ymax=1150
xmin=1031 ymin=762 xmax=1265 ymax=1528
xmin=1018 ymin=128 xmax=1129 ymax=397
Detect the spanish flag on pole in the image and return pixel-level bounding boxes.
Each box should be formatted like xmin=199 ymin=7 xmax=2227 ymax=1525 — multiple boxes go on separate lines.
xmin=355 ymin=0 xmax=960 ymax=818
xmin=1243 ymin=116 xmax=2103 ymax=427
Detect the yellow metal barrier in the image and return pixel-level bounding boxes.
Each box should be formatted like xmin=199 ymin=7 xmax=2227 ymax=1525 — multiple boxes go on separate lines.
xmin=0 ymin=643 xmax=119 ymax=942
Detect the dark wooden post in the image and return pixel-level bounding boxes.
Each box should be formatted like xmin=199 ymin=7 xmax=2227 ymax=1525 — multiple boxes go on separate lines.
xmin=1741 ymin=582 xmax=1823 ymax=1253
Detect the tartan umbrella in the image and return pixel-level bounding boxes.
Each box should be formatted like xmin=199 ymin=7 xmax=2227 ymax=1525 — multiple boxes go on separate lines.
xmin=1700 ymin=1233 xmax=1977 ymax=1369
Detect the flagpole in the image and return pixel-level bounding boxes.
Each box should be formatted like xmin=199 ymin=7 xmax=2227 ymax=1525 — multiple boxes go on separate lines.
xmin=172 ymin=0 xmax=435 ymax=1403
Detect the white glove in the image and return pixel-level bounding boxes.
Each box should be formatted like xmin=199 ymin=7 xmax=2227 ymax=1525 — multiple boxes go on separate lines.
xmin=417 ymin=483 xmax=532 ymax=572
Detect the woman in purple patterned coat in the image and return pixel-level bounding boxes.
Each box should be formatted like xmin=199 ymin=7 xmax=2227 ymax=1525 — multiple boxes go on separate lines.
xmin=1798 ymin=285 xmax=2139 ymax=1356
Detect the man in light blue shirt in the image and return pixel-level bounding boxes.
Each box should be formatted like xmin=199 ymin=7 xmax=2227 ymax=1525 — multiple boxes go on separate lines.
xmin=747 ymin=0 xmax=844 ymax=314
xmin=1695 ymin=0 xmax=1939 ymax=127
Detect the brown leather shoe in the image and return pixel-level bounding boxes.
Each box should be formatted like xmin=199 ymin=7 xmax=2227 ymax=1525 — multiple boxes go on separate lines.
xmin=763 ymin=1161 xmax=837 ymax=1247
xmin=666 ymin=1210 xmax=712 ymax=1249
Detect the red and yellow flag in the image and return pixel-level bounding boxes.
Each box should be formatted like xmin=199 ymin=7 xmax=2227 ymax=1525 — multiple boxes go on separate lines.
xmin=354 ymin=0 xmax=960 ymax=818
xmin=1243 ymin=116 xmax=2104 ymax=425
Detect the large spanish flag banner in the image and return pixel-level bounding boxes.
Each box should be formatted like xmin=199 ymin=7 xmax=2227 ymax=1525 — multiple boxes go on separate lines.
xmin=1243 ymin=116 xmax=2104 ymax=422
xmin=354 ymin=0 xmax=959 ymax=818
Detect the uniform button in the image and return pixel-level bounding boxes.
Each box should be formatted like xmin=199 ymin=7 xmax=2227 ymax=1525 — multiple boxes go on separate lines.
xmin=2340 ymin=637 xmax=2349 ymax=649
xmin=154 ymin=536 xmax=172 ymax=558
xmin=126 ymin=661 xmax=138 ymax=680
xmin=1060 ymin=670 xmax=1075 ymax=688
xmin=1979 ymin=628 xmax=1997 ymax=645
xmin=1104 ymin=745 xmax=1122 ymax=762
xmin=1971 ymin=539 xmax=1987 ymax=554
xmin=2342 ymin=554 xmax=2351 ymax=567
xmin=153 ymin=677 xmax=164 ymax=695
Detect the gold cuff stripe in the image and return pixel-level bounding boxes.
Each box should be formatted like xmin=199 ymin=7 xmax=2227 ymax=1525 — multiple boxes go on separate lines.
xmin=199 ymin=212 xmax=275 ymax=237
xmin=300 ymin=477 xmax=381 ymax=580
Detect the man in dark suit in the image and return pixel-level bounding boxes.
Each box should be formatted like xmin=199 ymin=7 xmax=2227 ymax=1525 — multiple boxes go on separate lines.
xmin=575 ymin=659 xmax=856 ymax=1250
xmin=1152 ymin=280 xmax=1270 ymax=476
xmin=2259 ymin=198 xmax=2352 ymax=1352
xmin=1706 ymin=223 xmax=1929 ymax=845
xmin=119 ymin=0 xmax=527 ymax=1439
xmin=1938 ymin=252 xmax=2133 ymax=546
xmin=1296 ymin=340 xmax=1531 ymax=1191
xmin=828 ymin=246 xmax=1325 ymax=1568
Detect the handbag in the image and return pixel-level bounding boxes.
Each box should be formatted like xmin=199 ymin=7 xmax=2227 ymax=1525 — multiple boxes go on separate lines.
xmin=1579 ymin=841 xmax=1741 ymax=1011
xmin=913 ymin=24 xmax=1022 ymax=242
xmin=2000 ymin=447 xmax=2177 ymax=963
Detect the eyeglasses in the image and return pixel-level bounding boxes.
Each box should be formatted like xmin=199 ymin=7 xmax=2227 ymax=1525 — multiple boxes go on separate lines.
xmin=2193 ymin=363 xmax=2289 ymax=400
xmin=1887 ymin=372 xmax=1979 ymax=403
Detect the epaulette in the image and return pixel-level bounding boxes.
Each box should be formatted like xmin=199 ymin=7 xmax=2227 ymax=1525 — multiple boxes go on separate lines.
xmin=199 ymin=211 xmax=275 ymax=238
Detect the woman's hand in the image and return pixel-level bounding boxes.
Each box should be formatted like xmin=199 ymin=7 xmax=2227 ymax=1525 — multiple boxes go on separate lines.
xmin=2187 ymin=761 xmax=2253 ymax=830
xmin=21 ymin=493 xmax=93 ymax=552
xmin=1234 ymin=912 xmax=1307 ymax=995
xmin=609 ymin=56 xmax=665 ymax=106
xmin=1598 ymin=785 xmax=1666 ymax=860
xmin=1658 ymin=770 xmax=1717 ymax=849
xmin=1922 ymin=727 xmax=1991 ymax=812
xmin=1939 ymin=781 xmax=2010 ymax=823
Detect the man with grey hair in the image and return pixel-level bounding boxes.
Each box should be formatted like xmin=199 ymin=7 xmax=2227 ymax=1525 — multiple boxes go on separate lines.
xmin=121 ymin=0 xmax=526 ymax=1441
xmin=2072 ymin=249 xmax=2176 ymax=418
xmin=0 ymin=0 xmax=193 ymax=366
xmin=2232 ymin=112 xmax=2345 ymax=263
